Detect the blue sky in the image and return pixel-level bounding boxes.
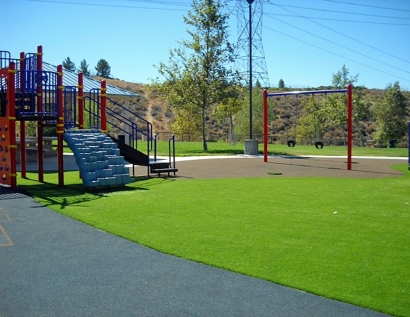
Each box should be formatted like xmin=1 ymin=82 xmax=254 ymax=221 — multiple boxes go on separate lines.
xmin=2 ymin=0 xmax=410 ymax=90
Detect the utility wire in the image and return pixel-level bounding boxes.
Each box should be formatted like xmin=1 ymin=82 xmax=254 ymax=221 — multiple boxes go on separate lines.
xmin=324 ymin=0 xmax=410 ymax=12
xmin=265 ymin=2 xmax=410 ymax=20
xmin=264 ymin=13 xmax=410 ymax=26
xmin=27 ymin=0 xmax=236 ymax=14
xmin=27 ymin=0 xmax=189 ymax=11
xmin=127 ymin=0 xmax=190 ymax=7
xmin=264 ymin=25 xmax=410 ymax=84
xmin=268 ymin=15 xmax=410 ymax=76
xmin=270 ymin=3 xmax=410 ymax=66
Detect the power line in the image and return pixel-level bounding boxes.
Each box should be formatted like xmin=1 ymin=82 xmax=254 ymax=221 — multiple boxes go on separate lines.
xmin=264 ymin=13 xmax=410 ymax=26
xmin=324 ymin=0 xmax=410 ymax=13
xmin=265 ymin=2 xmax=410 ymax=20
xmin=264 ymin=25 xmax=410 ymax=84
xmin=127 ymin=0 xmax=191 ymax=7
xmin=270 ymin=3 xmax=410 ymax=66
xmin=268 ymin=15 xmax=410 ymax=76
xmin=27 ymin=0 xmax=189 ymax=11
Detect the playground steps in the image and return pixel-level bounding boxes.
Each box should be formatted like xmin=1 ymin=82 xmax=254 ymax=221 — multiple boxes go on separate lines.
xmin=149 ymin=161 xmax=178 ymax=177
xmin=63 ymin=129 xmax=134 ymax=188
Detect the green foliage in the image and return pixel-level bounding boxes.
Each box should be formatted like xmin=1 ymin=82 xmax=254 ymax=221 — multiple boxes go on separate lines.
xmin=323 ymin=65 xmax=371 ymax=145
xmin=25 ymin=121 xmax=37 ymax=136
xmin=213 ymin=85 xmax=244 ymax=145
xmin=235 ymin=87 xmax=275 ymax=140
xmin=278 ymin=78 xmax=285 ymax=89
xmin=62 ymin=57 xmax=75 ymax=71
xmin=78 ymin=59 xmax=91 ymax=76
xmin=95 ymin=59 xmax=111 ymax=78
xmin=332 ymin=64 xmax=358 ymax=89
xmin=43 ymin=126 xmax=57 ymax=136
xmin=374 ymin=81 xmax=409 ymax=140
xmin=170 ymin=104 xmax=202 ymax=138
xmin=298 ymin=96 xmax=327 ymax=141
xmin=325 ymin=65 xmax=359 ymax=126
xmin=152 ymin=0 xmax=241 ymax=151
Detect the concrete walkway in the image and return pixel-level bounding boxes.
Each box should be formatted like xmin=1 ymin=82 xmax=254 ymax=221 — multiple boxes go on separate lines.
xmin=0 ymin=186 xmax=391 ymax=317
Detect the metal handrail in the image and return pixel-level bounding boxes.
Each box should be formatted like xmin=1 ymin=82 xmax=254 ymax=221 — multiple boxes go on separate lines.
xmin=168 ymin=134 xmax=177 ymax=172
xmin=83 ymin=94 xmax=153 ymax=157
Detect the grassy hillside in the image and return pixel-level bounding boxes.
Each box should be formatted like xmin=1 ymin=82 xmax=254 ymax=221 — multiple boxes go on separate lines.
xmin=96 ymin=78 xmax=409 ymax=144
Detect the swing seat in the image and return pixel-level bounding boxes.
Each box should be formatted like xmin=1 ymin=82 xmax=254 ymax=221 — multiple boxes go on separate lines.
xmin=315 ymin=141 xmax=324 ymax=149
xmin=287 ymin=140 xmax=296 ymax=147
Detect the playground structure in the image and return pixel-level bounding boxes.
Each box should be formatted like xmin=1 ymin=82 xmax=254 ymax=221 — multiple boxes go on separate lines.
xmin=0 ymin=45 xmax=177 ymax=190
xmin=263 ymin=85 xmax=354 ymax=170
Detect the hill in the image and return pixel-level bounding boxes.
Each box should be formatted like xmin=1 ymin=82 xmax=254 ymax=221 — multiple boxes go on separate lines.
xmin=96 ymin=77 xmax=409 ymax=145
xmin=96 ymin=77 xmax=174 ymax=134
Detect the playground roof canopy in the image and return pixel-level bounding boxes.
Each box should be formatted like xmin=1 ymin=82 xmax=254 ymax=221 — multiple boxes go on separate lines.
xmin=43 ymin=62 xmax=139 ymax=97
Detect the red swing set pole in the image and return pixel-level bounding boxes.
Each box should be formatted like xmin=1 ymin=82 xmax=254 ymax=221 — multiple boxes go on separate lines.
xmin=347 ymin=83 xmax=353 ymax=170
xmin=263 ymin=89 xmax=268 ymax=163
xmin=57 ymin=65 xmax=64 ymax=186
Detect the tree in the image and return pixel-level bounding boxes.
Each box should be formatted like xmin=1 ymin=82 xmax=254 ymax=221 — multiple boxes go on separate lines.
xmin=373 ymin=81 xmax=408 ymax=141
xmin=170 ymin=104 xmax=202 ymax=141
xmin=298 ymin=96 xmax=327 ymax=142
xmin=213 ymin=84 xmax=244 ymax=145
xmin=62 ymin=57 xmax=75 ymax=71
xmin=78 ymin=59 xmax=91 ymax=76
xmin=332 ymin=64 xmax=358 ymax=89
xmin=152 ymin=0 xmax=240 ymax=151
xmin=278 ymin=78 xmax=285 ymax=89
xmin=235 ymin=87 xmax=275 ymax=141
xmin=325 ymin=65 xmax=370 ymax=145
xmin=95 ymin=59 xmax=111 ymax=78
xmin=326 ymin=65 xmax=359 ymax=126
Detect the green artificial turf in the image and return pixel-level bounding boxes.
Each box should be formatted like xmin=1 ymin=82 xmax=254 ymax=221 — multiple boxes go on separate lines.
xmin=154 ymin=140 xmax=409 ymax=157
xmin=18 ymin=165 xmax=410 ymax=317
xmin=58 ymin=139 xmax=408 ymax=157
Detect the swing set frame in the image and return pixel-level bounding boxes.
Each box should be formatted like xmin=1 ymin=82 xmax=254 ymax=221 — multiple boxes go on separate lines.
xmin=263 ymin=84 xmax=353 ymax=170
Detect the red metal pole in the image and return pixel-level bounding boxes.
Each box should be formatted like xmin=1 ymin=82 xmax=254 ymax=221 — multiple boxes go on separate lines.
xmin=19 ymin=52 xmax=27 ymax=178
xmin=57 ymin=65 xmax=64 ymax=186
xmin=37 ymin=45 xmax=44 ymax=182
xmin=263 ymin=89 xmax=268 ymax=162
xmin=8 ymin=62 xmax=17 ymax=190
xmin=347 ymin=84 xmax=353 ymax=170
xmin=78 ymin=72 xmax=84 ymax=129
xmin=101 ymin=80 xmax=107 ymax=133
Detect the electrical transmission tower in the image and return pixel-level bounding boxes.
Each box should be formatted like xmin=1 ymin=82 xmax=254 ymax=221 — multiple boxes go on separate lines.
xmin=235 ymin=0 xmax=270 ymax=88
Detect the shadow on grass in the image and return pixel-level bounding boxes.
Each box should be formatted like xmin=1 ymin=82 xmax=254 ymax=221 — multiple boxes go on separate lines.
xmin=18 ymin=172 xmax=174 ymax=210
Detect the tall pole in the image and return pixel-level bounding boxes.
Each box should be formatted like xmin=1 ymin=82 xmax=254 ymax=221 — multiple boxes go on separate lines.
xmin=263 ymin=89 xmax=268 ymax=162
xmin=347 ymin=83 xmax=353 ymax=171
xmin=57 ymin=65 xmax=65 ymax=187
xmin=248 ymin=0 xmax=254 ymax=139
